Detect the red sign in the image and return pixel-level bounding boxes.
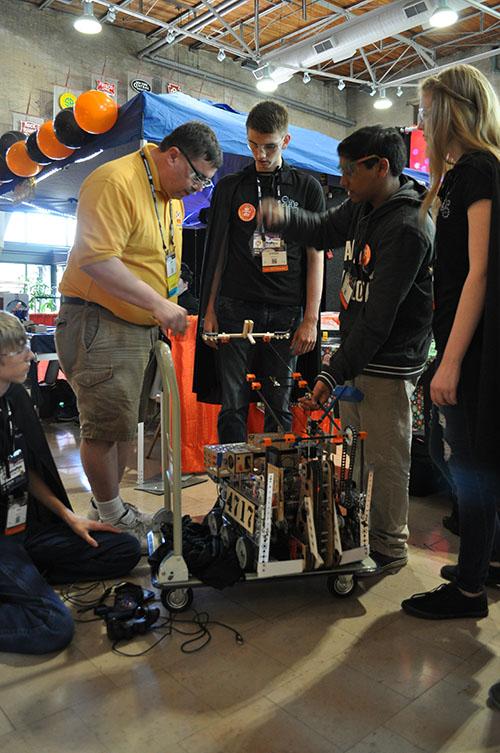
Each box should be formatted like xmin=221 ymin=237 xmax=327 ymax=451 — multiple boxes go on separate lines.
xmin=167 ymin=82 xmax=182 ymax=94
xmin=96 ymin=79 xmax=116 ymax=97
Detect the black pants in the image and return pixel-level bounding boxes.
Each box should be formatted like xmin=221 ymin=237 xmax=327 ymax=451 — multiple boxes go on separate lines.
xmin=215 ymin=296 xmax=301 ymax=443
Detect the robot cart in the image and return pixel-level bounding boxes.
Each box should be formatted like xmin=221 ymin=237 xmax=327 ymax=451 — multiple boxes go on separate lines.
xmin=148 ymin=340 xmax=377 ymax=613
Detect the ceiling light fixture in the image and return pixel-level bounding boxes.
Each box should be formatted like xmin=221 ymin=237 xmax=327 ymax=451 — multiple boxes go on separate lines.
xmin=303 ymin=71 xmax=311 ymax=84
xmin=217 ymin=48 xmax=226 ymax=62
xmin=396 ymin=86 xmax=403 ymax=97
xmin=337 ymin=79 xmax=345 ymax=91
xmin=107 ymin=7 xmax=117 ymax=23
xmin=373 ymin=88 xmax=393 ymax=110
xmin=369 ymin=86 xmax=377 ymax=97
xmin=256 ymin=65 xmax=278 ymax=93
xmin=166 ymin=29 xmax=176 ymax=44
xmin=430 ymin=0 xmax=458 ymax=29
xmin=73 ymin=0 xmax=102 ymax=34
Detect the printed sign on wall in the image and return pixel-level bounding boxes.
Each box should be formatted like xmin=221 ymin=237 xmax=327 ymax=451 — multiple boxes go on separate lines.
xmin=127 ymin=73 xmax=153 ymax=98
xmin=12 ymin=113 xmax=44 ymax=135
xmin=92 ymin=75 xmax=119 ymax=99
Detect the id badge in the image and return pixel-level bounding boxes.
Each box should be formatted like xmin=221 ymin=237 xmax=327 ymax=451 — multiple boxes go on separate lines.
xmin=166 ymin=252 xmax=178 ymax=298
xmin=262 ymin=248 xmax=288 ymax=273
xmin=340 ymin=272 xmax=354 ymax=309
xmin=251 ymin=231 xmax=285 ymax=257
xmin=0 ymin=449 xmax=28 ymax=535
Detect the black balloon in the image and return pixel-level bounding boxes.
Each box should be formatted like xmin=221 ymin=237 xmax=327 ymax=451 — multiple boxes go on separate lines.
xmin=0 ymin=130 xmax=24 ymax=159
xmin=26 ymin=130 xmax=52 ymax=165
xmin=54 ymin=108 xmax=93 ymax=148
xmin=0 ymin=154 xmax=14 ymax=183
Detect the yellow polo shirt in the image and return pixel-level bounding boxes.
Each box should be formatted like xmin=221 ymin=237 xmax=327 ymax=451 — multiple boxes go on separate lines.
xmin=59 ymin=143 xmax=184 ymax=325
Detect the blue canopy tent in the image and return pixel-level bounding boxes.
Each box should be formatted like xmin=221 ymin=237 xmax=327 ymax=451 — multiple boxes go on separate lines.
xmin=0 ymin=91 xmax=428 ymax=223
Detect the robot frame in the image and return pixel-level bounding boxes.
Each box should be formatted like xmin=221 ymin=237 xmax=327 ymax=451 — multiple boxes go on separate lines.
xmin=148 ymin=324 xmax=375 ymax=613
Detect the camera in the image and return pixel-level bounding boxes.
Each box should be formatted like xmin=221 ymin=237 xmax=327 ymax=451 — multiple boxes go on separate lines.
xmin=94 ymin=582 xmax=160 ymax=641
xmin=106 ymin=606 xmax=161 ymax=641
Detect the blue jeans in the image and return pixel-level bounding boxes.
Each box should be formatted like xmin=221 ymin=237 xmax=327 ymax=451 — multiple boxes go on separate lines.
xmin=215 ymin=296 xmax=301 ymax=443
xmin=440 ymin=382 xmax=500 ymax=593
xmin=0 ymin=525 xmax=141 ymax=654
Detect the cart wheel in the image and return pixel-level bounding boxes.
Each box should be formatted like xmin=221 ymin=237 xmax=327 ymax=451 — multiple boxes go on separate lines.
xmin=161 ymin=587 xmax=193 ymax=612
xmin=207 ymin=509 xmax=223 ymax=536
xmin=220 ymin=522 xmax=237 ymax=549
xmin=327 ymin=574 xmax=357 ymax=598
xmin=235 ymin=536 xmax=254 ymax=571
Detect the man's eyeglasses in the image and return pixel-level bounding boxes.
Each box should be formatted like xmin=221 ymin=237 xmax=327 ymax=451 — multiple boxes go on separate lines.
xmin=177 ymin=146 xmax=212 ymax=188
xmin=341 ymin=154 xmax=382 ymax=177
xmin=0 ymin=342 xmax=31 ymax=358
xmin=247 ymin=138 xmax=284 ymax=156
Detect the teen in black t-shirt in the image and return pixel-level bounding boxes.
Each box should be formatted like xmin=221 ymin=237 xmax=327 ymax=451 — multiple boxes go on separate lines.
xmin=196 ymin=101 xmax=325 ymax=442
xmin=401 ymin=64 xmax=500 ymax=621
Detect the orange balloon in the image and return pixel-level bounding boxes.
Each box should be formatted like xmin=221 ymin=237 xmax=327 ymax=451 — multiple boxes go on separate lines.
xmin=37 ymin=121 xmax=75 ymax=160
xmin=5 ymin=141 xmax=42 ymax=178
xmin=74 ymin=90 xmax=118 ymax=134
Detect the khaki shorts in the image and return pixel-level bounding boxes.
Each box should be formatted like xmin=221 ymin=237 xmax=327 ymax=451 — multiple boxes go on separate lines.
xmin=55 ymin=303 xmax=158 ymax=442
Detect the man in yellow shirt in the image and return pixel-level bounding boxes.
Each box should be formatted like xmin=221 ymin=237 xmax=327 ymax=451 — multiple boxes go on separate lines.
xmin=56 ymin=122 xmax=222 ymax=550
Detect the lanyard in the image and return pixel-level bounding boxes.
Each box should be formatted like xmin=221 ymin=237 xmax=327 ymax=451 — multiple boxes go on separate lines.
xmin=0 ymin=399 xmax=16 ymax=456
xmin=256 ymin=173 xmax=281 ymax=233
xmin=140 ymin=150 xmax=175 ymax=253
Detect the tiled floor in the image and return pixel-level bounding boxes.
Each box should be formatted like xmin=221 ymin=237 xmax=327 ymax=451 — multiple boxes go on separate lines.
xmin=1 ymin=421 xmax=499 ymax=753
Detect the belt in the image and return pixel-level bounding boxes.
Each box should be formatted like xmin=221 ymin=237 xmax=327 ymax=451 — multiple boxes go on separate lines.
xmin=61 ymin=295 xmax=93 ymax=306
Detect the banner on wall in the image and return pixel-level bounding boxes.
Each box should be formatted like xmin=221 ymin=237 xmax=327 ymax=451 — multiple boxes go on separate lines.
xmin=92 ymin=75 xmax=118 ymax=99
xmin=11 ymin=113 xmax=44 ymax=135
xmin=53 ymin=85 xmax=83 ymax=118
xmin=165 ymin=82 xmax=182 ymax=94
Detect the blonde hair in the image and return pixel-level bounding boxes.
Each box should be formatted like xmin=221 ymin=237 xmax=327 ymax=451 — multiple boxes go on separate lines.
xmin=0 ymin=311 xmax=27 ymax=361
xmin=419 ymin=63 xmax=500 ymax=216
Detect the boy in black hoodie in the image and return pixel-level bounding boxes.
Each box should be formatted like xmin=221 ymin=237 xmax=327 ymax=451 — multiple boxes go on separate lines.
xmin=261 ymin=126 xmax=434 ymax=573
xmin=0 ymin=312 xmax=141 ymax=654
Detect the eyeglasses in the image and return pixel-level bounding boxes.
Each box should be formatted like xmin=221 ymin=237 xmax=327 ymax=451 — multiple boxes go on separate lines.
xmin=0 ymin=342 xmax=31 ymax=358
xmin=247 ymin=138 xmax=284 ymax=156
xmin=176 ymin=146 xmax=213 ymax=188
xmin=340 ymin=154 xmax=382 ymax=177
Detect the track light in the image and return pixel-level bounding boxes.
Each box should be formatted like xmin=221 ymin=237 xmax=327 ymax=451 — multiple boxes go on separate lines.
xmin=217 ymin=48 xmax=226 ymax=62
xmin=107 ymin=7 xmax=117 ymax=23
xmin=373 ymin=88 xmax=393 ymax=110
xmin=166 ymin=29 xmax=176 ymax=44
xmin=337 ymin=79 xmax=345 ymax=91
xmin=430 ymin=0 xmax=458 ymax=28
xmin=303 ymin=71 xmax=311 ymax=84
xmin=73 ymin=1 xmax=102 ymax=34
xmin=396 ymin=86 xmax=403 ymax=97
xmin=369 ymin=86 xmax=377 ymax=97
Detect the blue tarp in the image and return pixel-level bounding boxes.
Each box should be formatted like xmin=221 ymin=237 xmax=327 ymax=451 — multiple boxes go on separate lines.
xmin=0 ymin=91 xmax=429 ymax=220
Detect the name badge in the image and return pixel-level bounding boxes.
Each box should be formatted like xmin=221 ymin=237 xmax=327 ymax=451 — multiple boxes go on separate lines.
xmin=0 ymin=449 xmax=28 ymax=535
xmin=166 ymin=252 xmax=178 ymax=298
xmin=262 ymin=248 xmax=288 ymax=273
xmin=251 ymin=231 xmax=286 ymax=256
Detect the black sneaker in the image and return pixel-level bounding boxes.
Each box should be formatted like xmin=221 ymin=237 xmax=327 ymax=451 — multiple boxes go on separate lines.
xmin=361 ymin=550 xmax=408 ymax=576
xmin=488 ymin=682 xmax=500 ymax=711
xmin=441 ymin=564 xmax=500 ymax=587
xmin=401 ymin=582 xmax=488 ymax=620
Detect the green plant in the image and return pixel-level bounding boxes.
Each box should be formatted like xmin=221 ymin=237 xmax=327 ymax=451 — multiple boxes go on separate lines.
xmin=24 ymin=278 xmax=57 ymax=313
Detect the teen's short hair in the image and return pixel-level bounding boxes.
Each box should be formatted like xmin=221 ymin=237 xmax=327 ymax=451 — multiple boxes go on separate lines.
xmin=0 ymin=311 xmax=27 ymax=362
xmin=160 ymin=121 xmax=223 ymax=168
xmin=338 ymin=126 xmax=407 ymax=177
xmin=246 ymin=101 xmax=289 ymax=134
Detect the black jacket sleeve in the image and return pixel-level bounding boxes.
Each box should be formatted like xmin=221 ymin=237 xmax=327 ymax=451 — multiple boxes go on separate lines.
xmin=325 ymin=224 xmax=432 ymax=385
xmin=282 ymin=199 xmax=353 ymax=250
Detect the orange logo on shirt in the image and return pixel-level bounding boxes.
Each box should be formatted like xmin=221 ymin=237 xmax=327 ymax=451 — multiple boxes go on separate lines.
xmin=238 ymin=203 xmax=256 ymax=222
xmin=361 ymin=244 xmax=371 ymax=267
xmin=175 ymin=210 xmax=182 ymax=226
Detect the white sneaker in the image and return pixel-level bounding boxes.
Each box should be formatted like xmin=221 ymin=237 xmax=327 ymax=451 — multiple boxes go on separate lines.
xmin=88 ymin=499 xmax=154 ymax=526
xmin=114 ymin=508 xmax=152 ymax=553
